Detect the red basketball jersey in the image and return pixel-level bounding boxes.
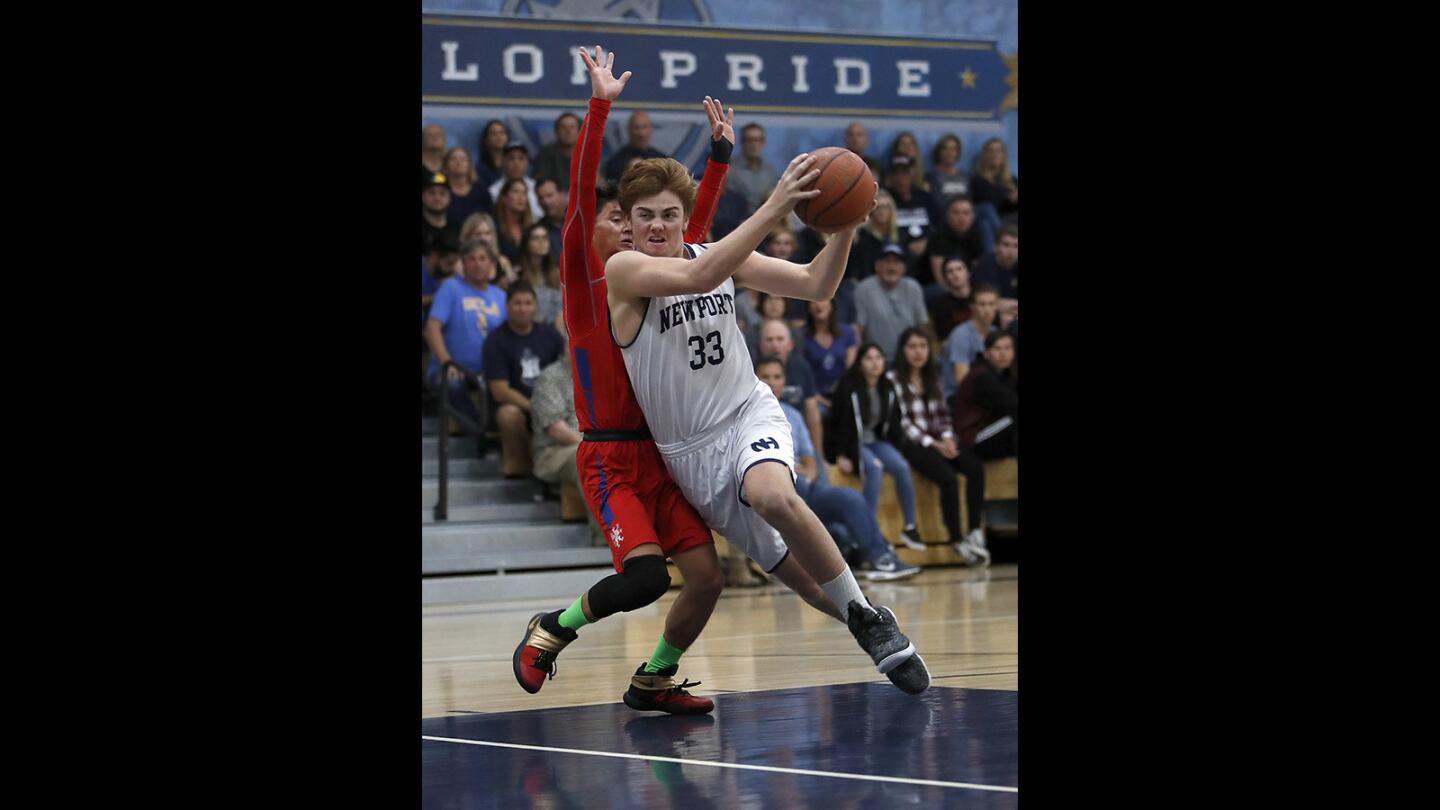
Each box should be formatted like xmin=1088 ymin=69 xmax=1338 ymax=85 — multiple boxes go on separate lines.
xmin=561 ymin=97 xmax=728 ymax=432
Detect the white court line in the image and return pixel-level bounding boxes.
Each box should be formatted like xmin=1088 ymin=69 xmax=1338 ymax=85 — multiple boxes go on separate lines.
xmin=421 ymin=735 xmax=1018 ymax=793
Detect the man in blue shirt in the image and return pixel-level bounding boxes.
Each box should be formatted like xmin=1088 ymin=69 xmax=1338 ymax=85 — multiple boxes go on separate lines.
xmin=424 ymin=238 xmax=507 ymax=435
xmin=755 ymin=355 xmax=920 ymax=581
xmin=481 ymin=282 xmax=565 ymax=477
xmin=943 ymin=283 xmax=1000 ymax=394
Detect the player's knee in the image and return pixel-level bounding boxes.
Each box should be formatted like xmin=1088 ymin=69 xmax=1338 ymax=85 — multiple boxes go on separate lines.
xmin=624 ymin=555 xmax=672 ymax=605
xmin=748 ymin=482 xmax=804 ymax=525
xmin=587 ymin=555 xmax=671 ymax=618
xmin=685 ymin=560 xmax=725 ymax=600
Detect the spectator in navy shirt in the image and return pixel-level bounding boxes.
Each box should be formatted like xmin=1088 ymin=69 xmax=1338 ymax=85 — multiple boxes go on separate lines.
xmin=442 ymin=146 xmax=494 ymax=226
xmin=922 ymin=196 xmax=986 ymax=291
xmin=481 ymin=282 xmax=564 ymax=477
xmin=604 ymin=110 xmax=667 ymax=182
xmin=801 ymin=297 xmax=859 ymax=406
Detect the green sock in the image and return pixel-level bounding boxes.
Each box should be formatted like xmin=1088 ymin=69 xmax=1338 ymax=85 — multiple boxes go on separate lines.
xmin=643 ymin=634 xmax=686 ymax=673
xmin=556 ymin=596 xmax=591 ymax=631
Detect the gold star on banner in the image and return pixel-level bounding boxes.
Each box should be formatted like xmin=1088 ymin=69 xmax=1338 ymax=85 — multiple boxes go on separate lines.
xmin=960 ymin=67 xmax=978 ymax=88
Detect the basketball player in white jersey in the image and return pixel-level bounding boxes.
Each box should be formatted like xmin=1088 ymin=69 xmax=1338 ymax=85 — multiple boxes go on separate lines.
xmin=605 ymin=147 xmax=929 ymax=694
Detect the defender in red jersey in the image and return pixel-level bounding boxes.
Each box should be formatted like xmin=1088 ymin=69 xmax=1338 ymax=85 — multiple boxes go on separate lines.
xmin=512 ymin=47 xmax=732 ymax=714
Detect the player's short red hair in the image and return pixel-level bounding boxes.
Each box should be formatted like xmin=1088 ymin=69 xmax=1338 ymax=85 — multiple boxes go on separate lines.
xmin=618 ymin=158 xmax=696 ymax=218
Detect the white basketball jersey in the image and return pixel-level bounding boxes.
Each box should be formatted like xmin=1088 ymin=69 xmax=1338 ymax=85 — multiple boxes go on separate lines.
xmin=619 ymin=242 xmax=756 ymax=449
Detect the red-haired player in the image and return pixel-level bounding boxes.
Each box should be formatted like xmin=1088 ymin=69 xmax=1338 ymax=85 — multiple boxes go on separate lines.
xmin=511 ymin=46 xmax=732 ymax=714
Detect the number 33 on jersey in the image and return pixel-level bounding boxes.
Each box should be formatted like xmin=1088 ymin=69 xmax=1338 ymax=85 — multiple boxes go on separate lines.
xmin=619 ymin=243 xmax=759 ymax=448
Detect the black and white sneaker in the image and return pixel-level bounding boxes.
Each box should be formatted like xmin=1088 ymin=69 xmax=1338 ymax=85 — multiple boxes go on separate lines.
xmin=899 ymin=525 xmax=926 ymax=551
xmin=847 ymin=601 xmax=914 ymax=673
xmin=846 ymin=602 xmax=928 ymax=694
xmin=863 ymin=551 xmax=922 ymax=581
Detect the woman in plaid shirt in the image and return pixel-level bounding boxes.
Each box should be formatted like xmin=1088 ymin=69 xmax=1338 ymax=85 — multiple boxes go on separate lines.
xmin=887 ymin=328 xmax=991 ymax=566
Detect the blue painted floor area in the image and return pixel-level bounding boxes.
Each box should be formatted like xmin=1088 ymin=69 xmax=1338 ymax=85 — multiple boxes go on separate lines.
xmin=423 ymin=683 xmax=1017 ymax=809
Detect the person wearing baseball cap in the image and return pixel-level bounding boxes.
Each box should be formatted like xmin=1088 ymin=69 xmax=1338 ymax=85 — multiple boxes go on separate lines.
xmin=487 ymin=142 xmax=544 ymax=221
xmin=422 ymin=171 xmax=461 ymax=256
xmin=853 ymin=240 xmax=937 ymax=363
xmin=885 ymin=154 xmax=941 ymax=264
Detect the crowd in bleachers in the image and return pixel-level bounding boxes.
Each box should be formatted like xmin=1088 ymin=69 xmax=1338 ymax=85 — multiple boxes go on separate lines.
xmin=421 ymin=114 xmax=1018 ymax=576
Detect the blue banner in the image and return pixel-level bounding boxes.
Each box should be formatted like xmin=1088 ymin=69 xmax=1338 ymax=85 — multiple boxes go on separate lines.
xmin=422 ymin=14 xmax=1011 ymax=120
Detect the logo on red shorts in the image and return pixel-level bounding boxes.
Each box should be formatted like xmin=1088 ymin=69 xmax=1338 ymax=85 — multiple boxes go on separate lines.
xmin=611 ymin=524 xmax=624 ymax=548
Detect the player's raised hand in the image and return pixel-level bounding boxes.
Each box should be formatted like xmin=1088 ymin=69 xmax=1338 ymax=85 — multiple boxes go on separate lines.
xmin=579 ymin=45 xmax=631 ymax=101
xmin=760 ymin=152 xmax=822 ymax=217
xmin=703 ymin=96 xmax=734 ymax=145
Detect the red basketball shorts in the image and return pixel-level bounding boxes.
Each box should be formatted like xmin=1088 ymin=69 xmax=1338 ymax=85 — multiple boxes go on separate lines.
xmin=576 ymin=439 xmax=713 ymax=572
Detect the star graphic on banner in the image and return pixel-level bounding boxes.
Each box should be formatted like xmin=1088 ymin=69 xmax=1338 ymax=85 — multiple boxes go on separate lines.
xmin=960 ymin=67 xmax=978 ymax=88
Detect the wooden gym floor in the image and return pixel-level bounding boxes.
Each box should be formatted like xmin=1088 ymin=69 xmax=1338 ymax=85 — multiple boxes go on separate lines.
xmin=422 ymin=564 xmax=1018 ymax=807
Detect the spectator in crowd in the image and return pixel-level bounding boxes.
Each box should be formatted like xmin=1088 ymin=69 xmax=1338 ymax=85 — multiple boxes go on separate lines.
xmin=970 ymin=136 xmax=1019 ymax=246
xmin=424 ymin=239 xmax=507 ymax=436
xmin=742 ymin=291 xmax=791 ymax=359
xmin=442 ymin=146 xmax=495 ymax=225
xmin=801 ymin=297 xmax=859 ymax=410
xmin=762 ymin=227 xmax=811 ymax=324
xmin=928 ymin=258 xmax=974 ymax=393
xmin=529 ymin=315 xmax=603 ymax=544
xmin=854 ymin=243 xmax=935 ymax=362
xmin=824 ymin=342 xmax=924 ymax=550
xmin=886 ymin=131 xmax=929 ymax=191
xmin=972 ymin=224 xmax=1019 ymax=322
xmin=756 ymin=355 xmax=920 ymax=581
xmin=481 ymin=281 xmax=565 ymax=477
xmin=475 ymin=119 xmax=510 ymax=190
xmin=890 ymin=328 xmax=990 ymax=565
xmin=421 ymin=171 xmax=461 ymax=257
xmin=850 ymin=189 xmax=899 ymax=283
xmin=422 ymin=123 xmax=447 ymax=177
xmin=926 ymin=134 xmax=969 ymax=201
xmin=533 ymin=177 xmax=566 ymax=258
xmin=603 ymin=110 xmax=666 ymax=182
xmin=516 ymin=223 xmax=562 ymax=326
xmin=943 ymin=283 xmax=1000 ymax=389
xmin=493 ymin=177 xmax=535 ymax=270
xmin=488 ymin=142 xmax=544 ymax=221
xmin=728 ymin=123 xmax=779 ymax=216
xmin=922 ymin=196 xmax=987 ymax=290
xmin=951 ymin=330 xmax=1017 ymax=461
xmin=533 ymin=112 xmax=581 ymax=191
xmin=757 ymin=318 xmax=825 ymax=463
xmin=459 ymin=211 xmax=516 ymax=288
xmin=844 ymin=121 xmax=871 ymax=158
xmin=886 ymin=155 xmax=941 ymax=260
xmin=422 ymin=234 xmax=462 ymax=320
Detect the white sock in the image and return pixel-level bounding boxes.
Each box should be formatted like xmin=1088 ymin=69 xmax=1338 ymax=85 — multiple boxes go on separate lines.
xmin=820 ymin=568 xmax=873 ymax=617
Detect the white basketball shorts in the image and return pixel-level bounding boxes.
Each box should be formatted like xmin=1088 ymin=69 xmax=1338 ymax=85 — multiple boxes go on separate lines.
xmin=655 ymin=379 xmax=796 ymax=572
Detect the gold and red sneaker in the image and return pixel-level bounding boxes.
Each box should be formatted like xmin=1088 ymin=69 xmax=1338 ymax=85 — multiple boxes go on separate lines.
xmin=512 ymin=611 xmax=578 ymax=694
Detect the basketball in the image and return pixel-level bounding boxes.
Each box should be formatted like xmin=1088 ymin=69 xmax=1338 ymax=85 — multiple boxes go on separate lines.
xmin=793 ymin=146 xmax=877 ymax=233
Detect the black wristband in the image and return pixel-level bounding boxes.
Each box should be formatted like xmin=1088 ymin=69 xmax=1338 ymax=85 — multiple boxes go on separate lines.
xmin=709 ymin=136 xmax=733 ymax=165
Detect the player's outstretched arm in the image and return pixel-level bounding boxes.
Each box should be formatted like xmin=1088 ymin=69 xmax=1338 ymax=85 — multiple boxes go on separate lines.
xmin=685 ymin=95 xmax=734 ymax=243
xmin=606 ymin=152 xmax=820 ymax=299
